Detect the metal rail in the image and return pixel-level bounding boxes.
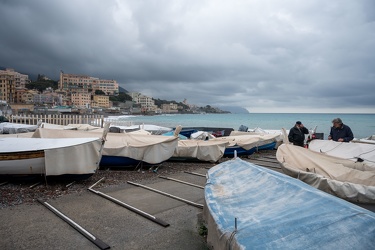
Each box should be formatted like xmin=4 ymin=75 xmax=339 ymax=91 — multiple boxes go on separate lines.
xmin=158 ymin=176 xmax=204 ymax=189
xmin=183 ymin=171 xmax=206 ymax=177
xmin=127 ymin=181 xmax=204 ymax=209
xmin=88 ymin=178 xmax=169 ymax=227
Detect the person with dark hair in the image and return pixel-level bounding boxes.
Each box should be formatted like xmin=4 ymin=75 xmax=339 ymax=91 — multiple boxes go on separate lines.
xmin=288 ymin=121 xmax=309 ymax=147
xmin=328 ymin=118 xmax=354 ymax=142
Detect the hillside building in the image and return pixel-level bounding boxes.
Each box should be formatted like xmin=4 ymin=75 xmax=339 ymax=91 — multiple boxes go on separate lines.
xmin=0 ymin=68 xmax=30 ymax=103
xmin=161 ymin=103 xmax=179 ymax=113
xmin=130 ymin=92 xmax=157 ymax=112
xmin=92 ymin=95 xmax=110 ymax=108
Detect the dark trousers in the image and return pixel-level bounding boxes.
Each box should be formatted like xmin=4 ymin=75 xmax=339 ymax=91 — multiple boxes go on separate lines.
xmin=293 ymin=142 xmax=304 ymax=147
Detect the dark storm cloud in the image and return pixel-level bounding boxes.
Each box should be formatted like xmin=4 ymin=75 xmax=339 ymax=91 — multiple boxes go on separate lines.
xmin=0 ymin=0 xmax=374 ymax=113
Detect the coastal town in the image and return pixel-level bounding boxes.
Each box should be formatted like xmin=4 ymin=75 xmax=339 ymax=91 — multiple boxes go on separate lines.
xmin=0 ymin=68 xmax=229 ymax=116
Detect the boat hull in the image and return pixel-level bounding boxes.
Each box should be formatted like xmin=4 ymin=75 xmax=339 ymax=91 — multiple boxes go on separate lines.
xmin=100 ymin=155 xmax=144 ymax=168
xmin=0 ymin=151 xmax=45 ymax=175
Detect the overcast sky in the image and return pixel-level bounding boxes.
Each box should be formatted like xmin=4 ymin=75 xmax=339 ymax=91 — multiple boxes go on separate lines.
xmin=1 ymin=0 xmax=374 ymax=113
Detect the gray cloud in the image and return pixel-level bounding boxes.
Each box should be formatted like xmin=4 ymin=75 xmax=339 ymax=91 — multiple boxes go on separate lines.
xmin=1 ymin=0 xmax=374 ymax=113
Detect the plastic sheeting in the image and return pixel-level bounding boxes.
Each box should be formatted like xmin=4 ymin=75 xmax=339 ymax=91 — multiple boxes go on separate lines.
xmin=0 ymin=137 xmax=102 ymax=176
xmin=277 ymin=144 xmax=375 ymax=203
xmin=173 ymin=140 xmax=228 ymax=162
xmin=32 ymin=128 xmax=178 ymax=164
xmin=204 ymin=158 xmax=375 ymax=250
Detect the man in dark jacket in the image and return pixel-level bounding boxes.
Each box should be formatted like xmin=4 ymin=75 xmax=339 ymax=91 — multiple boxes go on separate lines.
xmin=328 ymin=118 xmax=354 ymax=142
xmin=288 ymin=121 xmax=309 ymax=147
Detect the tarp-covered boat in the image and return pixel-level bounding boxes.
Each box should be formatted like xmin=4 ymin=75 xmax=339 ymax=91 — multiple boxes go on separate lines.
xmin=212 ymin=134 xmax=279 ymax=157
xmin=204 ymin=157 xmax=375 ymax=250
xmin=171 ymin=140 xmax=229 ymax=162
xmin=0 ymin=137 xmax=103 ymax=179
xmin=0 ymin=122 xmax=38 ymax=134
xmin=276 ymin=143 xmax=375 ymax=203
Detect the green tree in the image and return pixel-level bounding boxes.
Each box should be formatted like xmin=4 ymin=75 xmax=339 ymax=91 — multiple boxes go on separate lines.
xmin=109 ymin=92 xmax=132 ymax=102
xmin=95 ymin=90 xmax=106 ymax=95
xmin=27 ymin=79 xmax=58 ymax=92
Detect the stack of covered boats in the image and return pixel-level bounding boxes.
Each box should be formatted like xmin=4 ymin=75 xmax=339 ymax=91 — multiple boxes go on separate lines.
xmin=0 ymin=122 xmax=284 ymax=180
xmin=32 ymin=127 xmax=179 ymax=167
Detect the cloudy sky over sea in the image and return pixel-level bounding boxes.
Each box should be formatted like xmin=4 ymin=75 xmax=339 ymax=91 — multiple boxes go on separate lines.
xmin=1 ymin=0 xmax=374 ymax=113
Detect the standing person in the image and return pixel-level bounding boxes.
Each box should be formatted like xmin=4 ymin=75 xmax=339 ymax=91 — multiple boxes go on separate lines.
xmin=288 ymin=121 xmax=309 ymax=147
xmin=328 ymin=118 xmax=354 ymax=142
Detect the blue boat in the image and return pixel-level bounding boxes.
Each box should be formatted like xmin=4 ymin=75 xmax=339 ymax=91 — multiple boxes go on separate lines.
xmin=204 ymin=158 xmax=375 ymax=249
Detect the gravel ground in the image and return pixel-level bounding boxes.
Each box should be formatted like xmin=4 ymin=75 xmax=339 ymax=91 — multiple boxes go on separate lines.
xmin=0 ymin=151 xmax=275 ymax=209
xmin=0 ymin=161 xmax=212 ymax=209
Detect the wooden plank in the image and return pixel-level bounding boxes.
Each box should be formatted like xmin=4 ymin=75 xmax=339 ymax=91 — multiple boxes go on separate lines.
xmin=0 ymin=151 xmax=45 ymax=160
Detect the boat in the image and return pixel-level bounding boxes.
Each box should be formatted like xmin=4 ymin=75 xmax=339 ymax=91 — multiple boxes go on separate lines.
xmin=170 ymin=139 xmax=229 ymax=162
xmin=204 ymin=157 xmax=375 ymax=250
xmin=211 ymin=134 xmax=279 ymax=157
xmin=32 ymin=127 xmax=179 ymax=168
xmin=108 ymin=124 xmax=172 ymax=135
xmin=276 ymin=143 xmax=375 ymax=203
xmin=0 ymin=122 xmax=38 ymax=134
xmin=178 ymin=127 xmax=234 ymax=137
xmin=0 ymin=137 xmax=104 ymax=180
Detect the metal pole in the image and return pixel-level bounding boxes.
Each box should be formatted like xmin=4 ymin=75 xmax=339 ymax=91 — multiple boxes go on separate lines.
xmin=88 ymin=187 xmax=169 ymax=227
xmin=38 ymin=199 xmax=110 ymax=250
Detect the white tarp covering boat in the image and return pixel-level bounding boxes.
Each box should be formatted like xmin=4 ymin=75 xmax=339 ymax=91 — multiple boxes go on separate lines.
xmin=0 ymin=137 xmax=103 ymax=176
xmin=0 ymin=122 xmax=38 ymax=134
xmin=204 ymin=157 xmax=375 ymax=249
xmin=40 ymin=122 xmax=78 ymax=130
xmin=32 ymin=128 xmax=178 ymax=164
xmin=276 ymin=143 xmax=375 ymax=203
xmin=109 ymin=124 xmax=172 ymax=134
xmin=0 ymin=132 xmax=34 ymax=138
xmin=173 ymin=140 xmax=229 ymax=162
xmin=190 ymin=131 xmax=216 ymax=140
xmin=308 ymin=139 xmax=375 ymax=167
xmin=211 ymin=134 xmax=279 ymax=150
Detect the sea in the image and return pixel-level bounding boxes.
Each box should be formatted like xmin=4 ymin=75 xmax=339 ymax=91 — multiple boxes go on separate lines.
xmin=105 ymin=113 xmax=375 ymax=140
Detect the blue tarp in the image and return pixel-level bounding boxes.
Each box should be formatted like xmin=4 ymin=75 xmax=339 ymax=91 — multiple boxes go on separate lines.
xmin=205 ymin=158 xmax=375 ymax=249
